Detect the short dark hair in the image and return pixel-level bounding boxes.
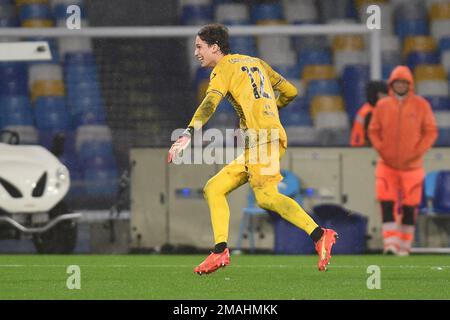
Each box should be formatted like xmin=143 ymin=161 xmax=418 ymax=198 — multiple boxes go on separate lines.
xmin=197 ymin=23 xmax=231 ymax=55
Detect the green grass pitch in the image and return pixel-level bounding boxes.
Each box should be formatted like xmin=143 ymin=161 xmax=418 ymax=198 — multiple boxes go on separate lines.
xmin=0 ymin=254 xmax=449 ymax=300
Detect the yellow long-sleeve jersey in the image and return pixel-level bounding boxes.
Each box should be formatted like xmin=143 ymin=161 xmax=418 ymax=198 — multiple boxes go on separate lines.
xmin=188 ymin=54 xmax=298 ymax=149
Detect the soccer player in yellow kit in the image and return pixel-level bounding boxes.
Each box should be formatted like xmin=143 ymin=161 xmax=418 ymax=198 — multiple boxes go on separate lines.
xmin=168 ymin=24 xmax=337 ymax=274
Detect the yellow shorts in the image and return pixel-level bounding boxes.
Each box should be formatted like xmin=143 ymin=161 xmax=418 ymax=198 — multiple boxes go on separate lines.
xmin=230 ymin=140 xmax=286 ymax=189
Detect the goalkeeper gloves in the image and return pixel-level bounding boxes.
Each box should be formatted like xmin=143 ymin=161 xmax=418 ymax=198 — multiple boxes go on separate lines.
xmin=167 ymin=127 xmax=193 ymax=163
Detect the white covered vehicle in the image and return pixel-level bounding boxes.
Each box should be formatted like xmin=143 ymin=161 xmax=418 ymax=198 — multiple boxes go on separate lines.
xmin=0 ymin=130 xmax=80 ymax=253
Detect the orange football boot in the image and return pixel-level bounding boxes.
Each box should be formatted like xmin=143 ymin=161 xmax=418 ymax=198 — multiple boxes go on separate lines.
xmin=194 ymin=248 xmax=230 ymax=275
xmin=315 ymin=228 xmax=338 ymax=271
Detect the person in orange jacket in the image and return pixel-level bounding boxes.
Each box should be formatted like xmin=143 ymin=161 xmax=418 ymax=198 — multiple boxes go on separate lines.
xmin=350 ymin=81 xmax=388 ymax=147
xmin=368 ymin=65 xmax=438 ymax=256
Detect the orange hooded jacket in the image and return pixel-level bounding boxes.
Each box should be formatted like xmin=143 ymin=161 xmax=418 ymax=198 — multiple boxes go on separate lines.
xmin=368 ymin=66 xmax=438 ymax=170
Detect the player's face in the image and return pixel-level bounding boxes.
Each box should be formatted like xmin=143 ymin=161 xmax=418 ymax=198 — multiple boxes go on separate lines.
xmin=392 ymin=80 xmax=409 ymax=96
xmin=194 ymin=36 xmax=218 ymax=68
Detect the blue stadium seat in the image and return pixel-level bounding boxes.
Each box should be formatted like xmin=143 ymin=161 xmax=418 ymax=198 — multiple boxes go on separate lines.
xmin=342 ymin=64 xmax=369 ymax=120
xmin=433 ymin=171 xmax=450 ymax=214
xmin=34 ymin=97 xmax=72 ymax=131
xmin=181 ymin=4 xmax=212 ymax=25
xmin=436 ymin=128 xmax=450 ymax=146
xmin=19 ymin=4 xmax=52 ymax=21
xmin=0 ymin=96 xmax=33 ymax=128
xmin=396 ymin=19 xmax=429 ymax=42
xmin=64 ymin=65 xmax=98 ymax=78
xmin=229 ymin=36 xmax=257 ymax=57
xmin=217 ymin=99 xmax=235 ymax=113
xmin=406 ymin=52 xmax=439 ymax=71
xmin=293 ymin=33 xmax=328 ymax=53
xmin=279 ymin=97 xmax=313 ymax=127
xmin=273 ymin=64 xmax=300 ymax=79
xmin=439 ymin=37 xmax=450 ymax=53
xmin=73 ymin=109 xmax=107 ymax=127
xmin=305 ymin=79 xmax=341 ymax=103
xmin=38 ymin=129 xmax=75 ymax=153
xmin=420 ymin=171 xmax=439 ymax=214
xmin=0 ymin=62 xmax=27 ymax=77
xmin=83 ymin=167 xmax=119 ymax=198
xmin=251 ymin=3 xmax=283 ymax=23
xmin=64 ymin=52 xmax=96 ymax=66
xmin=298 ymin=49 xmax=332 ymax=76
xmin=424 ymin=96 xmax=450 ymax=111
xmin=395 ymin=2 xmax=427 ymax=22
xmin=0 ymin=16 xmax=19 ymax=26
xmin=79 ymin=140 xmax=116 ymax=169
xmin=382 ymin=63 xmax=396 ymax=80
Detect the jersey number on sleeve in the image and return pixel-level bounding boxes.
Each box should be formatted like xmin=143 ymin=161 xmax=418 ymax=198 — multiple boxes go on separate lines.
xmin=241 ymin=66 xmax=271 ymax=100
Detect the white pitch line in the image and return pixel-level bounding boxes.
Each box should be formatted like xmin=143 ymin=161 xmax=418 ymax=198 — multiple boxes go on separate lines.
xmin=0 ymin=264 xmax=448 ymax=269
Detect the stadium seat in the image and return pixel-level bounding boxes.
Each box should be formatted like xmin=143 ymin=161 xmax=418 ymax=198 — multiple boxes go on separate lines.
xmin=215 ymin=3 xmax=248 ymax=24
xmin=310 ymin=95 xmax=345 ymax=119
xmin=430 ymin=20 xmax=450 ymax=42
xmin=0 ymin=96 xmax=34 ymax=129
xmin=58 ymin=37 xmax=92 ymax=61
xmin=257 ymin=35 xmax=292 ymax=63
xmin=298 ymin=49 xmax=332 ymax=76
xmin=31 ymin=79 xmax=65 ymax=101
xmin=251 ymin=3 xmax=284 ymax=24
xmin=285 ymin=126 xmax=320 ymax=146
xmin=441 ymin=50 xmax=450 ymax=73
xmin=2 ymin=125 xmax=38 ymax=144
xmin=282 ymin=0 xmax=318 ymax=24
xmin=414 ymin=64 xmax=448 ymax=81
xmin=229 ymin=36 xmax=257 ymax=57
xmin=334 ymin=50 xmax=368 ymax=76
xmin=394 ymin=0 xmax=427 ymax=21
xmin=34 ymin=96 xmax=72 ymax=131
xmin=382 ymin=63 xmax=396 ymax=80
xmin=83 ymin=166 xmax=119 ymax=199
xmin=332 ymin=35 xmax=365 ymax=53
xmin=406 ymin=51 xmax=439 ymax=71
xmin=318 ymin=0 xmax=355 ymax=23
xmin=21 ymin=19 xmax=54 ymax=27
xmin=396 ymin=19 xmax=429 ymax=43
xmin=279 ymin=97 xmax=312 ymax=127
xmin=28 ymin=63 xmax=63 ymax=89
xmin=433 ymin=171 xmax=450 ymax=214
xmin=314 ymin=111 xmax=349 ymax=130
xmin=434 ymin=110 xmax=450 ymax=129
xmin=18 ymin=4 xmax=52 ymax=21
xmin=180 ymin=1 xmax=213 ymax=25
xmin=416 ymin=80 xmax=449 ymax=96
xmin=305 ymin=79 xmax=340 ymax=103
xmin=436 ymin=128 xmax=450 ymax=146
xmin=301 ymin=65 xmax=337 ymax=85
xmin=403 ymin=36 xmax=437 ymax=58
xmin=424 ymin=96 xmax=450 ymax=111
xmin=342 ymin=64 xmax=369 ymax=120
xmin=64 ymin=52 xmax=96 ymax=66
xmin=293 ymin=34 xmax=329 ymax=53
xmin=420 ymin=170 xmax=439 ymax=214
xmin=429 ymin=2 xmax=450 ymax=20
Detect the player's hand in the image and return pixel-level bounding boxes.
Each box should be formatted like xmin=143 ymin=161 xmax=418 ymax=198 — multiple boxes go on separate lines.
xmin=168 ymin=133 xmax=191 ymax=163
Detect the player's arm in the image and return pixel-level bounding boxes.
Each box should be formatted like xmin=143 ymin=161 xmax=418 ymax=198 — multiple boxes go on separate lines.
xmin=167 ymin=92 xmax=222 ymax=163
xmin=187 ymin=91 xmax=222 ymax=129
xmin=258 ymin=58 xmax=298 ymax=109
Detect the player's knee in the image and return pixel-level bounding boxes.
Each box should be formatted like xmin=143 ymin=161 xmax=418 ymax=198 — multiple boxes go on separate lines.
xmin=203 ymin=180 xmax=219 ymax=200
xmin=254 ymin=189 xmax=273 ymax=210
